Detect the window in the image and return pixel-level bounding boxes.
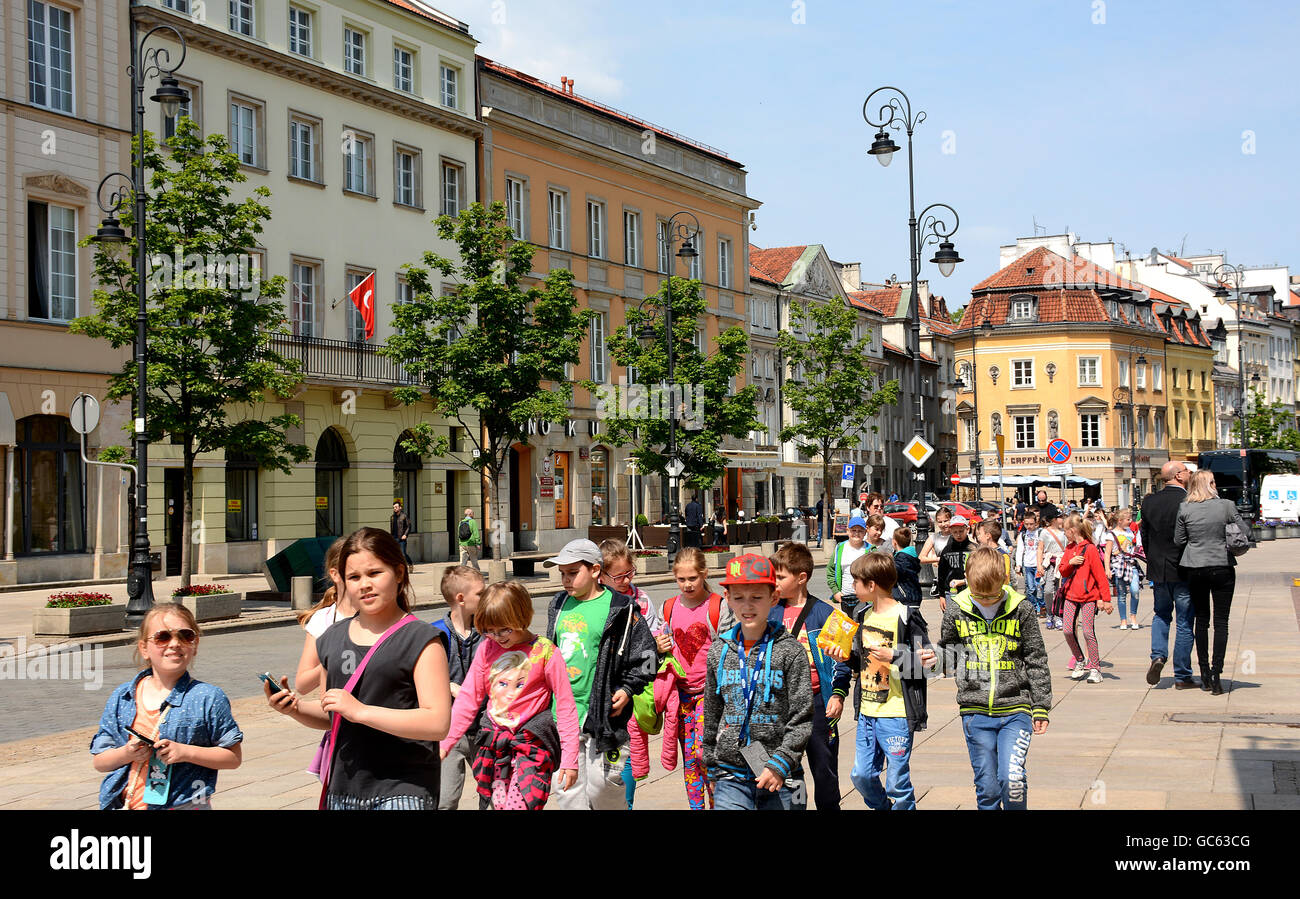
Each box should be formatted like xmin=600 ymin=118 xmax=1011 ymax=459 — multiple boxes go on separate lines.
xmin=1186 ymin=369 xmax=1192 ymax=391
xmin=1135 ymin=361 xmax=1146 ymax=390
xmin=1014 ymin=415 xmax=1036 ymax=450
xmin=963 ymin=417 xmax=977 ymax=452
xmin=587 ymin=201 xmax=604 ymax=259
xmin=288 ymin=113 xmax=320 ymax=181
xmin=14 ymin=416 xmax=85 ymax=554
xmin=228 ymin=95 xmax=263 ymax=167
xmin=345 ymin=269 xmax=372 ymax=342
xmin=590 ymin=313 xmax=607 ymax=383
xmin=548 ymin=190 xmax=567 ymax=249
xmin=1080 ymin=414 xmax=1101 ymax=447
xmin=687 ymin=229 xmax=702 ymax=280
xmin=393 ymin=45 xmax=415 ymax=93
xmin=440 ymin=64 xmax=458 ymax=108
xmin=1119 ymin=412 xmax=1131 ymax=446
xmin=1153 ymin=362 xmax=1163 ymax=390
xmin=505 ymin=178 xmax=525 ymax=238
xmin=1009 ymin=297 xmax=1034 ymax=321
xmin=657 ymin=220 xmax=671 ymax=274
xmin=288 ymin=5 xmax=312 ymax=57
xmin=28 ymin=1 xmax=73 ymax=114
xmin=343 ymin=26 xmax=366 ymax=76
xmin=225 ymin=451 xmax=258 ymax=542
xmin=718 ymin=239 xmax=732 ymax=289
xmin=1012 ymin=359 xmax=1034 ymax=388
xmin=27 ymin=201 xmax=76 ymax=321
xmin=163 ymin=79 xmax=200 ymax=141
xmin=290 ymin=260 xmax=317 ymax=336
xmin=343 ymin=129 xmax=374 ymax=195
xmin=1171 ymin=367 xmax=1178 ymax=388
xmin=623 ymin=211 xmax=640 ymax=267
xmin=394 ymin=145 xmax=421 ymax=208
xmin=440 ymin=162 xmax=462 ymax=216
xmin=1137 ymin=413 xmax=1147 ymax=447
xmin=395 ymin=276 xmax=413 ymax=306
xmin=1078 ymin=356 xmax=1100 ymax=386
xmin=163 ymin=0 xmax=190 ymax=9
xmin=229 ymin=0 xmax=254 ymax=36
xmin=1119 ymin=358 xmax=1129 ymax=388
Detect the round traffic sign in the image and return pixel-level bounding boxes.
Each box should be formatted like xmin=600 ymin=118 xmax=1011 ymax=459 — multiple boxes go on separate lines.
xmin=950 ymin=474 xmax=960 ymax=486
xmin=859 ymin=492 xmax=869 ymax=503
xmin=69 ymin=393 xmax=100 ymax=435
xmin=1047 ymin=439 xmax=1071 ymax=464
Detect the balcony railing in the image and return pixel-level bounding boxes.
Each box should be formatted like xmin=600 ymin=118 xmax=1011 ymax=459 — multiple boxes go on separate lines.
xmin=263 ymin=332 xmax=418 ymax=386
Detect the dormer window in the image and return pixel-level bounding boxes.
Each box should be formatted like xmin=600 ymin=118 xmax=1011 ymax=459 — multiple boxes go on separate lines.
xmin=1009 ymin=294 xmax=1036 ymax=322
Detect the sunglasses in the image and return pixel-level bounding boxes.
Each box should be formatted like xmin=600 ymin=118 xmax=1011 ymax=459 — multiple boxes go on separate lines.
xmin=148 ymin=628 xmax=198 ymax=646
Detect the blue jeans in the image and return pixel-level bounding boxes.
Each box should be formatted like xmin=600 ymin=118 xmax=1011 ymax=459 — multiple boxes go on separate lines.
xmin=1022 ymin=566 xmax=1041 ymax=611
xmin=713 ymin=777 xmax=806 ymax=810
xmin=1150 ymin=581 xmax=1196 ymax=680
xmin=851 ymin=715 xmax=914 ymax=810
xmin=962 ymin=713 xmax=1033 ymax=810
xmin=1113 ymin=572 xmax=1139 ymax=620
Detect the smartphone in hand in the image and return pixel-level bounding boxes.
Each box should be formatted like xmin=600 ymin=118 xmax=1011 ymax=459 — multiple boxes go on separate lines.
xmin=259 ymin=672 xmax=287 ymax=695
xmin=124 ymin=725 xmax=155 ymax=746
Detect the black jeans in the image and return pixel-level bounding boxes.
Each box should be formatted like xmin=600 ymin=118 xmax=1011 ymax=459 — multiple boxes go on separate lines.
xmin=1186 ymin=565 xmax=1235 ymax=675
xmin=806 ymin=704 xmax=841 ymax=811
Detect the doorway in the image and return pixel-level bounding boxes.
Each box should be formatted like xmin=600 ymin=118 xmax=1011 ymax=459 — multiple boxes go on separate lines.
xmin=164 ymin=468 xmax=182 ymax=576
xmin=510 ymin=444 xmax=534 ymax=552
xmin=553 ymin=451 xmax=570 ymax=530
xmin=445 ymin=471 xmax=458 ymax=561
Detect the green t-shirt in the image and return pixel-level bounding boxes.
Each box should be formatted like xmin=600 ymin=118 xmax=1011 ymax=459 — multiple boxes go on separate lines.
xmin=554 ymin=587 xmax=612 ymax=726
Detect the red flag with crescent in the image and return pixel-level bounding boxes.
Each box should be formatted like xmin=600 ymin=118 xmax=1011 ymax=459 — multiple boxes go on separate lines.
xmin=348 ymin=271 xmax=376 ymax=341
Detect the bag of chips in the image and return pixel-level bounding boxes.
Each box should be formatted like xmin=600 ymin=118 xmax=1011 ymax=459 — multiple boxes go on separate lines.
xmin=815 ymin=608 xmax=860 ymax=658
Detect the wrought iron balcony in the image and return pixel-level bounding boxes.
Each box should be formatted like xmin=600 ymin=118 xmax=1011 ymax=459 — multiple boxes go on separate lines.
xmin=262 ymin=332 xmax=418 ymax=387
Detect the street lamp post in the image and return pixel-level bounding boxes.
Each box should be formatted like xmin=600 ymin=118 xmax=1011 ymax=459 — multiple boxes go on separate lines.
xmin=961 ymin=317 xmax=994 ymax=502
xmin=1212 ymin=264 xmax=1253 ymax=515
xmin=1112 ymin=339 xmax=1149 ymax=513
xmin=93 ymin=17 xmax=189 ymax=625
xmin=864 ymin=86 xmax=963 ymax=553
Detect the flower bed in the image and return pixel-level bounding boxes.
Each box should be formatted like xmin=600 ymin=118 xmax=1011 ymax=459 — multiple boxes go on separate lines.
xmin=173 ymin=584 xmax=241 ymax=622
xmin=35 ymin=594 xmax=125 ymax=636
xmin=172 ymin=583 xmax=232 ymax=597
xmin=45 ymin=592 xmax=114 ymax=609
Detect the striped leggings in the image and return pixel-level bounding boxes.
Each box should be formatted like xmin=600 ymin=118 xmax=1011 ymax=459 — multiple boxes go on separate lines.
xmin=1062 ymin=599 xmax=1099 ymax=669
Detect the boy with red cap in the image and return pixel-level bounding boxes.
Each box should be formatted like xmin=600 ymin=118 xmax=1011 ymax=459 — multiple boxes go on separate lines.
xmin=703 ymin=553 xmax=814 ymax=810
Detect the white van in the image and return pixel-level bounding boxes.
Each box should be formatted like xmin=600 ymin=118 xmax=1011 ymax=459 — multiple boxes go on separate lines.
xmin=1259 ymin=474 xmax=1300 ymax=521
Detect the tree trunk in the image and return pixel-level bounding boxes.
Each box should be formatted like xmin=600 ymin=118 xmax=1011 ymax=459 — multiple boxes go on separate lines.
xmin=181 ymin=441 xmax=195 ymax=589
xmin=822 ymin=448 xmax=833 ymax=541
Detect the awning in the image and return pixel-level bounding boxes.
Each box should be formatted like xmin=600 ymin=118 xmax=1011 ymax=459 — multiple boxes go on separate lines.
xmin=954 ymin=474 xmax=1101 ymax=488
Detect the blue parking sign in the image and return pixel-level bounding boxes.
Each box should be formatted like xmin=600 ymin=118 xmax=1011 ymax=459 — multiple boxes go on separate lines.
xmin=842 ymin=463 xmax=855 ymax=481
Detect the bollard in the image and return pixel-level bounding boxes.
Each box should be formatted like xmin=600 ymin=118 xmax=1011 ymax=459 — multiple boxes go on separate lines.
xmin=291 ymin=575 xmax=314 ymax=610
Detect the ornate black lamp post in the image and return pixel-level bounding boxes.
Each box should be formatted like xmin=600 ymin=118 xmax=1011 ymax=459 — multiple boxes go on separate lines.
xmin=864 ymin=86 xmax=963 ymax=552
xmin=92 ymin=18 xmax=189 ymax=625
xmin=1211 ymin=264 xmax=1253 ymax=515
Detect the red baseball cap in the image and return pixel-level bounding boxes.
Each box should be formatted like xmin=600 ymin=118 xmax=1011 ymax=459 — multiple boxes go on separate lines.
xmin=719 ymin=552 xmax=777 ymax=587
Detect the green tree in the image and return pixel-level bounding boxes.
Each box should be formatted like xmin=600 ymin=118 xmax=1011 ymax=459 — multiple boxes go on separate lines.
xmin=382 ymin=202 xmax=592 ymax=561
xmin=601 ymin=277 xmax=758 ymax=498
xmin=776 ymin=298 xmax=900 ymax=528
xmin=1241 ymin=387 xmax=1300 ymax=450
xmin=72 ymin=119 xmax=308 ymax=587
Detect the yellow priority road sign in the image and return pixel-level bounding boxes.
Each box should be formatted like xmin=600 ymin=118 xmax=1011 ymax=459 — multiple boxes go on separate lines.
xmin=903 ymin=435 xmax=935 ymax=469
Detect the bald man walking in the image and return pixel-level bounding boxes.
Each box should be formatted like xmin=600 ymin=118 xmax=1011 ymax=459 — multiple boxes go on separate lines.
xmin=1141 ymin=461 xmax=1197 ymax=689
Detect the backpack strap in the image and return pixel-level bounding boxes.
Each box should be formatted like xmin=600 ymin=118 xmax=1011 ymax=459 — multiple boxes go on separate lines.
xmin=708 ymin=593 xmax=722 ymax=638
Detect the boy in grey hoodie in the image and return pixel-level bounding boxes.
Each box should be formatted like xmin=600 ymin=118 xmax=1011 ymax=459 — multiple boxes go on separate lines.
xmin=704 ymin=553 xmax=814 ymax=810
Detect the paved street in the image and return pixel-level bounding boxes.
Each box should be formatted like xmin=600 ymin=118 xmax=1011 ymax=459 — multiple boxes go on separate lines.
xmin=2 ymin=541 xmax=1298 ymax=810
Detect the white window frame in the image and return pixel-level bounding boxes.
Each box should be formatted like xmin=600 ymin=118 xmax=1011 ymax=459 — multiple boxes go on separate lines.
xmin=1119 ymin=357 xmax=1130 ymax=388
xmin=288 ymin=5 xmax=313 ymax=58
xmin=1077 ymin=355 xmax=1100 ymax=387
xmin=657 ymin=220 xmax=671 ymax=274
xmin=687 ymin=228 xmax=703 ymax=280
xmin=290 ymin=259 xmax=318 ymax=337
xmin=343 ymin=129 xmax=374 ymax=196
xmin=163 ymin=78 xmax=201 ymax=141
xmin=228 ymin=94 xmax=264 ymax=168
xmin=1153 ymin=361 xmax=1163 ymax=390
xmin=229 ymin=0 xmax=255 ymax=37
xmin=1011 ymin=357 xmax=1034 ymax=389
xmin=590 ymin=312 xmax=607 ymax=383
xmin=623 ymin=210 xmax=640 ymax=267
xmin=1135 ymin=361 xmax=1146 ymax=390
xmin=718 ymin=238 xmax=732 ymax=289
xmin=28 ymin=201 xmax=77 ymax=321
xmin=1080 ymin=414 xmax=1101 ymax=448
xmin=343 ymin=26 xmax=367 ymax=76
xmin=1154 ymin=413 xmax=1165 ymax=445
xmin=1013 ymin=414 xmax=1037 ymax=450
xmin=1137 ymin=412 xmax=1148 ymax=447
xmin=548 ymin=189 xmax=568 ymax=250
xmin=1119 ymin=412 xmax=1131 ymax=446
xmin=288 ymin=112 xmax=320 ymax=182
xmin=439 ymin=63 xmax=459 ymax=109
xmin=505 ymin=178 xmax=526 ymax=238
xmin=394 ymin=144 xmax=422 ymax=209
xmin=345 ymin=268 xmax=373 ymax=342
xmin=28 ymin=1 xmax=74 ymax=115
xmin=393 ymin=44 xmax=416 ymax=94
xmin=1010 ymin=297 xmax=1034 ymax=321
xmin=440 ymin=161 xmax=463 ymax=217
xmin=586 ymin=200 xmax=605 ymax=259
xmin=963 ymin=417 xmax=977 ymax=452
xmin=395 ymin=274 xmax=413 ymax=306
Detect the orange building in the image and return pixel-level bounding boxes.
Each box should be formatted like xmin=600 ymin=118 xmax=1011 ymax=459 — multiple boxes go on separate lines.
xmin=477 ymin=59 xmax=760 ymax=553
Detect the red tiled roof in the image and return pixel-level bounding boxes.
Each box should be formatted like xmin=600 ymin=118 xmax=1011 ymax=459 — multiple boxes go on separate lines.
xmin=478 ymin=57 xmax=736 ymax=164
xmin=971 ymin=246 xmax=1144 ymax=293
xmin=848 ymin=286 xmax=903 ymax=316
xmin=1166 ymin=255 xmax=1195 ymax=271
xmin=1290 ymin=290 xmax=1300 ymax=307
xmin=748 ymin=246 xmax=809 ymax=285
xmin=383 ymin=1 xmax=468 ymax=31
xmin=882 ymin=340 xmax=907 ymax=356
xmin=957 ymin=288 xmax=1114 ymax=330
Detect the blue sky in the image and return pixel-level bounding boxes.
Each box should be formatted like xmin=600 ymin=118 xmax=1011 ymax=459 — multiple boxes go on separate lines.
xmin=434 ymin=0 xmax=1300 ymax=309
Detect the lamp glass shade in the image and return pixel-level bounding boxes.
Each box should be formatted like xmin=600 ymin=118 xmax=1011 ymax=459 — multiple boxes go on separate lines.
xmin=151 ymin=77 xmax=189 ymax=118
xmin=931 ymin=240 xmax=963 ymax=277
xmin=676 ymin=239 xmax=697 ymax=259
xmin=95 ymin=217 xmax=128 ymax=244
xmin=1213 ymin=285 xmax=1230 ymax=299
xmin=868 ymin=129 xmax=898 ymax=167
xmin=1135 ymin=353 xmax=1148 ymax=366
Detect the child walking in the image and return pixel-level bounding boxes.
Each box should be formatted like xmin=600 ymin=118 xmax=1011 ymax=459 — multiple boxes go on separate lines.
xmin=433 ymin=565 xmax=486 ymax=809
xmin=92 ymin=603 xmax=243 ymax=809
xmin=662 ymin=546 xmax=734 ymax=809
xmin=270 ymin=527 xmax=451 ymax=810
xmin=1037 ymin=513 xmax=1069 ymax=630
xmin=1057 ymin=513 xmax=1114 ymax=684
xmin=829 ymin=516 xmax=872 ymax=615
xmin=598 ymin=539 xmax=664 ymax=809
xmin=1107 ymin=509 xmax=1142 ymax=629
xmin=441 ymin=581 xmax=579 ymax=809
xmin=940 ymin=547 xmax=1051 ymax=810
xmin=1014 ymin=511 xmax=1043 ymax=618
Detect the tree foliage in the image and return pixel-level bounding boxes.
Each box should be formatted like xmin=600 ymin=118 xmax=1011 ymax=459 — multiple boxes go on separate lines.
xmin=381 ymin=201 xmax=592 ymax=558
xmin=601 ymin=277 xmax=758 ymax=490
xmin=71 ymin=119 xmax=307 ymax=585
xmin=1240 ymin=387 xmax=1300 ymax=451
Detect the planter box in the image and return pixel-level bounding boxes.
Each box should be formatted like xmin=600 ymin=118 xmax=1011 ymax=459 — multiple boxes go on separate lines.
xmin=735 ymin=523 xmax=760 ymax=545
xmin=706 ymin=551 xmax=735 ymax=570
xmin=634 ymin=555 xmax=670 ymax=575
xmin=176 ymin=592 xmax=242 ymax=622
xmin=33 ymin=604 xmax=127 ymax=637
xmin=778 ymin=520 xmax=794 ymax=540
xmin=1254 ymin=527 xmax=1276 ymax=542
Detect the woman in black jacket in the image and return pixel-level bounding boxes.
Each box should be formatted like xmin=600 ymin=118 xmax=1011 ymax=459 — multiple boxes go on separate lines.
xmin=1174 ymin=470 xmax=1247 ymax=695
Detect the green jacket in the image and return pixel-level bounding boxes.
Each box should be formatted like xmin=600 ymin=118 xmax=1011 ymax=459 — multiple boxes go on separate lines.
xmin=938 ymin=585 xmax=1051 ymax=721
xmin=827 ymin=541 xmax=881 ymax=616
xmin=459 ymin=516 xmax=480 ymax=547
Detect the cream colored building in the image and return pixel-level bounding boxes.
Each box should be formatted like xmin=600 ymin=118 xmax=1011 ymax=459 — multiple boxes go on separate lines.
xmin=1 ymin=0 xmax=134 ymax=585
xmin=6 ymin=0 xmax=488 ymax=581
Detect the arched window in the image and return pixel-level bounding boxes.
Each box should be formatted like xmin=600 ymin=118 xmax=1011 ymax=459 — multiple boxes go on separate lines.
xmin=314 ymin=428 xmax=349 ymax=537
xmin=225 ymin=450 xmax=258 ymax=542
xmin=393 ymin=431 xmax=422 ymax=532
xmin=15 ymin=415 xmax=85 ymax=554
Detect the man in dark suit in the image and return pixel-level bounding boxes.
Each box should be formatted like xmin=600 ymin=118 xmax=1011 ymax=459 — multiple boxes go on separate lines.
xmin=1141 ymin=461 xmax=1196 ymax=688
xmin=683 ymin=495 xmax=704 ymax=548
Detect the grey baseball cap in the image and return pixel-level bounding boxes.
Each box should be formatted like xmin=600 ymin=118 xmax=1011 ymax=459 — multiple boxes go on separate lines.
xmin=543 ymin=538 xmax=603 ymax=568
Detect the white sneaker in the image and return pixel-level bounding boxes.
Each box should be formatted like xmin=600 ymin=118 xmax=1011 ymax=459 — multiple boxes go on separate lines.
xmin=1119 ymin=623 xmax=1129 ymax=630
xmin=1086 ymin=669 xmax=1103 ymax=684
xmin=1070 ymin=666 xmax=1090 ymax=680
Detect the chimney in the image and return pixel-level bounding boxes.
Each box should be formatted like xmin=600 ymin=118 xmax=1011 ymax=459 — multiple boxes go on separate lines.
xmin=569 ymin=78 xmax=575 ymax=95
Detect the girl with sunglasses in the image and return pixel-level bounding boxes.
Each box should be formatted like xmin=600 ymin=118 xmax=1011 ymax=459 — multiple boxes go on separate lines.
xmin=91 ymin=603 xmax=243 ymax=809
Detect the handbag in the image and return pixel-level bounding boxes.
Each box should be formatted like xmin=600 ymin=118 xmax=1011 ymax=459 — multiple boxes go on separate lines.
xmin=317 ymin=613 xmax=418 ymax=809
xmin=1223 ymin=501 xmax=1253 ymax=558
